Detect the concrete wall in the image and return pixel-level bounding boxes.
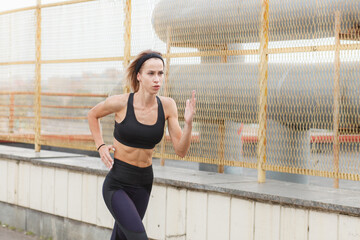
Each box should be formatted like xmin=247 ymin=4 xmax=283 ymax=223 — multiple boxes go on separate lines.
xmin=1 ymin=157 xmax=360 ymax=240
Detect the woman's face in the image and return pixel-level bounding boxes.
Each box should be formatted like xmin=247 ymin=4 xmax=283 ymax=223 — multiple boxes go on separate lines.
xmin=137 ymin=58 xmax=164 ymax=94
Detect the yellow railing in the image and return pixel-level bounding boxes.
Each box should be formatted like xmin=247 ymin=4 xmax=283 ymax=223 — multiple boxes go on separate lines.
xmin=0 ymin=0 xmax=360 ymax=186
xmin=0 ymin=91 xmax=106 ymax=150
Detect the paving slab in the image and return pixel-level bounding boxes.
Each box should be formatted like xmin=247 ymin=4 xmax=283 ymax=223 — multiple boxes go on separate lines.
xmin=34 ymin=156 xmax=108 ymax=175
xmin=0 ymin=145 xmax=84 ymax=161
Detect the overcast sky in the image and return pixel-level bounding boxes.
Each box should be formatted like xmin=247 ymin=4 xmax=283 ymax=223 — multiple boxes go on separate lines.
xmin=0 ymin=0 xmax=107 ymax=11
xmin=0 ymin=0 xmax=67 ymax=11
xmin=0 ymin=0 xmax=358 ymax=64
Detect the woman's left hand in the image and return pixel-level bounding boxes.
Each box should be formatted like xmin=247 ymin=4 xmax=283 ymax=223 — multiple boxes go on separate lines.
xmin=184 ymin=90 xmax=196 ymax=124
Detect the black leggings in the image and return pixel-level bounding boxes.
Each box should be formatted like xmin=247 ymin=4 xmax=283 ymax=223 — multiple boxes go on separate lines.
xmin=102 ymin=158 xmax=153 ymax=240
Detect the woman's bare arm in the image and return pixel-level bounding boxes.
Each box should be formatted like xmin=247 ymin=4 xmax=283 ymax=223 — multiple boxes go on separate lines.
xmin=166 ymin=91 xmax=196 ymax=158
xmin=87 ymin=94 xmax=127 ymax=168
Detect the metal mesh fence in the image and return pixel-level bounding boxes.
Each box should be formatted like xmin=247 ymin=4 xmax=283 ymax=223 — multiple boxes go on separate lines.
xmin=0 ymin=8 xmax=36 ymax=141
xmin=0 ymin=0 xmax=359 ymax=185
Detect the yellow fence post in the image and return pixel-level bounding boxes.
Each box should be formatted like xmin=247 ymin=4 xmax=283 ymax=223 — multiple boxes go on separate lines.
xmin=123 ymin=0 xmax=131 ymax=93
xmin=333 ymin=11 xmax=341 ymax=188
xmin=218 ymin=44 xmax=227 ymax=173
xmin=160 ymin=26 xmax=172 ymax=166
xmin=9 ymin=93 xmax=15 ymax=133
xmin=34 ymin=0 xmax=42 ymax=152
xmin=257 ymin=0 xmax=269 ymax=183
xmin=218 ymin=120 xmax=225 ymax=173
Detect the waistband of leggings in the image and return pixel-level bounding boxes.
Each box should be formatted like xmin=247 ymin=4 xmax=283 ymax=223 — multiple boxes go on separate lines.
xmin=109 ymin=158 xmax=153 ymax=185
xmin=113 ymin=158 xmax=152 ymax=173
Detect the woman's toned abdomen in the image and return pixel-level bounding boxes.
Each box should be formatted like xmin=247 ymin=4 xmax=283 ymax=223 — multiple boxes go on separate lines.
xmin=113 ymin=139 xmax=153 ymax=167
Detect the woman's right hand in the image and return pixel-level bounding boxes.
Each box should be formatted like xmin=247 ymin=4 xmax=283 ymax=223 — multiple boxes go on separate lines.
xmin=98 ymin=144 xmax=115 ymax=169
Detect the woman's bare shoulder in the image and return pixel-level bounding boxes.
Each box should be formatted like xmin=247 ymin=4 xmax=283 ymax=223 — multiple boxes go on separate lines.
xmin=104 ymin=93 xmax=130 ymax=112
xmin=159 ymin=96 xmax=177 ymax=117
xmin=159 ymin=96 xmax=176 ymax=107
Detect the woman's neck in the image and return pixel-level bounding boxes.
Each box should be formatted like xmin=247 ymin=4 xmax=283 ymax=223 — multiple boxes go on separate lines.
xmin=134 ymin=90 xmax=157 ymax=108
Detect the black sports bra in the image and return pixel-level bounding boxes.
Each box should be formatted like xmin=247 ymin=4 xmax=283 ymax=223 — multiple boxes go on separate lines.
xmin=114 ymin=93 xmax=165 ymax=149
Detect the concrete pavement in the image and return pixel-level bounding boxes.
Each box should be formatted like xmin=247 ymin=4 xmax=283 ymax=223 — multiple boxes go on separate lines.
xmin=0 ymin=226 xmax=38 ymax=240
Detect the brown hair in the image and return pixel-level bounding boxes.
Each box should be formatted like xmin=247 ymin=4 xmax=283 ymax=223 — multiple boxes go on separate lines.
xmin=125 ymin=49 xmax=164 ymax=92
